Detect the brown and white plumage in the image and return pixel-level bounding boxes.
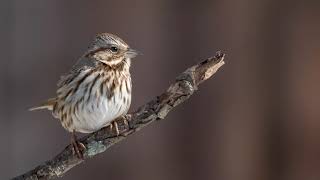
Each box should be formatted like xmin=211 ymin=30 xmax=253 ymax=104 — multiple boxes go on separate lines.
xmin=31 ymin=33 xmax=137 ymax=138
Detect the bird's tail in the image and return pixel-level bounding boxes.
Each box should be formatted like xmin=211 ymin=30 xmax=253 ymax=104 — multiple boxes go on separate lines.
xmin=29 ymin=98 xmax=57 ymax=111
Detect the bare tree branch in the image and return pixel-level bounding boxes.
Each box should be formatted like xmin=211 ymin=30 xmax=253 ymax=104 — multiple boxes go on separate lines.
xmin=12 ymin=51 xmax=225 ymax=180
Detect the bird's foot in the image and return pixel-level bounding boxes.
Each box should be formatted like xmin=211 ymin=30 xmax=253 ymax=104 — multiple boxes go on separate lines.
xmin=123 ymin=118 xmax=129 ymax=126
xmin=71 ymin=131 xmax=86 ymax=159
xmin=109 ymin=121 xmax=120 ymax=136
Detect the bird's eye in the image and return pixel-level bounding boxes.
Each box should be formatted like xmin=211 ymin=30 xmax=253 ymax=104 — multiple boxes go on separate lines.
xmin=110 ymin=46 xmax=118 ymax=53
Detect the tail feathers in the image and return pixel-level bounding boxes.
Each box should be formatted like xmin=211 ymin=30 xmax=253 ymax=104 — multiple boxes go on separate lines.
xmin=29 ymin=98 xmax=56 ymax=111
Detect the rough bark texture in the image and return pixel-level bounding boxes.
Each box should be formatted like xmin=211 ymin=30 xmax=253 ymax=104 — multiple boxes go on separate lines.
xmin=12 ymin=52 xmax=225 ymax=180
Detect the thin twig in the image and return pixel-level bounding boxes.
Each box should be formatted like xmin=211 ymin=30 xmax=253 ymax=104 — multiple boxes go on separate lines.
xmin=12 ymin=51 xmax=225 ymax=180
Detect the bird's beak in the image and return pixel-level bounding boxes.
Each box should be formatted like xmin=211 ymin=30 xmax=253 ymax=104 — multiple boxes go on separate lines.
xmin=125 ymin=48 xmax=139 ymax=58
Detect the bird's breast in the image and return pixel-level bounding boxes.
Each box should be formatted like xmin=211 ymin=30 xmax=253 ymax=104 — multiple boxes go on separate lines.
xmin=75 ymin=73 xmax=131 ymax=133
xmin=57 ymin=69 xmax=132 ymax=133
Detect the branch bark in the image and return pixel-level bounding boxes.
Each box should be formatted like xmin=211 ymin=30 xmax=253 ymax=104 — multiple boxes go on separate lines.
xmin=12 ymin=51 xmax=225 ymax=180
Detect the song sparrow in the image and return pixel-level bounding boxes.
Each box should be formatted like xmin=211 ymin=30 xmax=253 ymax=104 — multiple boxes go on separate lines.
xmin=30 ymin=33 xmax=138 ymax=158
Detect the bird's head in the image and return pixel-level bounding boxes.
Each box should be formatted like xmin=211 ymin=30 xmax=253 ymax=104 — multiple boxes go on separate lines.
xmin=85 ymin=33 xmax=138 ymax=68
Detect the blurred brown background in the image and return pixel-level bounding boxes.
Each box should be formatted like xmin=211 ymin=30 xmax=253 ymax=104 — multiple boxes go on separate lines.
xmin=1 ymin=0 xmax=320 ymax=179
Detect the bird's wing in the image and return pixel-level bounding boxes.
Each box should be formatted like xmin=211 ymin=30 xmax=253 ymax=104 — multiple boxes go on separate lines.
xmin=30 ymin=56 xmax=96 ymax=111
xmin=57 ymin=56 xmax=97 ymax=88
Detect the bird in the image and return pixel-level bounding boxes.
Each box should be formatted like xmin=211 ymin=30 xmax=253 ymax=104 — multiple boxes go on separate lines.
xmin=30 ymin=33 xmax=138 ymax=158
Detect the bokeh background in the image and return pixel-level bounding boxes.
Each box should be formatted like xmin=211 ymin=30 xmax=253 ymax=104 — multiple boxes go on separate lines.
xmin=1 ymin=0 xmax=320 ymax=179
